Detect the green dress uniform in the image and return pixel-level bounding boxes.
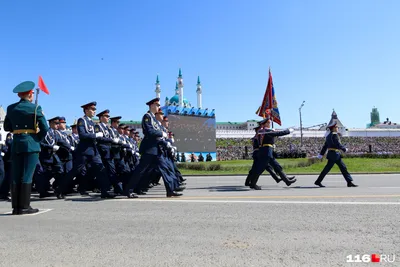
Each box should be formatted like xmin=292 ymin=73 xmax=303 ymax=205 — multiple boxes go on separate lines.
xmin=3 ymin=81 xmax=49 ymax=215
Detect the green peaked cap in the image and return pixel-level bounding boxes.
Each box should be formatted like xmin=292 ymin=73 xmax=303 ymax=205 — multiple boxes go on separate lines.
xmin=13 ymin=81 xmax=35 ymax=93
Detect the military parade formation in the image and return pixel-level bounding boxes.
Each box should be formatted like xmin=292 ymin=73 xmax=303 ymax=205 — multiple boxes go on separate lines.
xmin=0 ymin=80 xmax=358 ymax=215
xmin=0 ymin=81 xmax=186 ymax=215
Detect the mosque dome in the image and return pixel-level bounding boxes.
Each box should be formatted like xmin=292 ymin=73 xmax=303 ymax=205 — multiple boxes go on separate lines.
xmin=169 ymin=94 xmax=191 ymax=107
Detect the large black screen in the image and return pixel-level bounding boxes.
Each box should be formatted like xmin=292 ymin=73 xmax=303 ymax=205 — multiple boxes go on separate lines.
xmin=168 ymin=114 xmax=216 ymax=153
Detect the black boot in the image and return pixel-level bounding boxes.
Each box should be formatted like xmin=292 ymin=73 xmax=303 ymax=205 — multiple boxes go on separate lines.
xmin=244 ymin=174 xmax=251 ymax=186
xmin=250 ymin=184 xmax=262 ymax=190
xmin=270 ymin=172 xmax=282 ymax=184
xmin=174 ymin=186 xmax=186 ymax=192
xmin=19 ymin=183 xmax=39 ymax=215
xmin=276 ymin=170 xmax=296 ymax=186
xmin=167 ymin=192 xmax=182 ymax=197
xmin=347 ymin=181 xmax=358 ymax=187
xmin=11 ymin=183 xmax=20 ymax=215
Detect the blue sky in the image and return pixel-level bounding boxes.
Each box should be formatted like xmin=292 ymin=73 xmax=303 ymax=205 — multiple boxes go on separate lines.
xmin=1 ymin=0 xmax=399 ymax=128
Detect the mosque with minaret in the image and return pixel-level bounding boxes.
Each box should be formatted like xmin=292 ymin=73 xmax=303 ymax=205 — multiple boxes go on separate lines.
xmin=154 ymin=68 xmax=204 ymax=110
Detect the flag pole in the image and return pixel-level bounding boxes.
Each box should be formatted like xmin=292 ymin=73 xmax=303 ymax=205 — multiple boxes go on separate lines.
xmin=35 ymin=87 xmax=40 ymax=105
xmin=34 ymin=87 xmax=40 ymax=132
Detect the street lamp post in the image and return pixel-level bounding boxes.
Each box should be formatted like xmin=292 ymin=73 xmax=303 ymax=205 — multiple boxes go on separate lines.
xmin=299 ymin=101 xmax=305 ymax=148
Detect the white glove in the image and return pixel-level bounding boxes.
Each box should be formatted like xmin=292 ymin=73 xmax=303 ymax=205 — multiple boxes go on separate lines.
xmin=344 ymin=148 xmax=348 ymax=153
xmin=166 ymin=142 xmax=172 ymax=148
xmin=271 ymin=128 xmax=275 ymax=131
xmin=135 ymin=152 xmax=140 ymax=157
xmin=129 ymin=144 xmax=133 ymax=149
xmin=0 ymin=152 xmax=4 ymax=157
xmin=171 ymin=137 xmax=175 ymax=143
xmin=71 ymin=146 xmax=75 ymax=151
xmin=112 ymin=138 xmax=119 ymax=144
xmin=122 ymin=141 xmax=127 ymax=145
xmin=53 ymin=145 xmax=60 ymax=152
xmin=95 ymin=132 xmax=104 ymax=138
xmin=162 ymin=132 xmax=168 ymax=138
xmin=317 ymin=154 xmax=323 ymax=159
xmin=289 ymin=128 xmax=294 ymax=133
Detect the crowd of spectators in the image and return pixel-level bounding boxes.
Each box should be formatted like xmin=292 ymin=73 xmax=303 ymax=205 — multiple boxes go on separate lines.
xmin=216 ymin=137 xmax=400 ymax=161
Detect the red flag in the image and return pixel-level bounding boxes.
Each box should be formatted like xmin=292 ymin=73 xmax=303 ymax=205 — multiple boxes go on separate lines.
xmin=38 ymin=75 xmax=50 ymax=95
xmin=257 ymin=68 xmax=273 ymax=118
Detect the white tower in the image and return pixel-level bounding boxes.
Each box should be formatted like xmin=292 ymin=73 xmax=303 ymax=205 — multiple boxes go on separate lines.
xmin=196 ymin=76 xmax=202 ymax=109
xmin=177 ymin=68 xmax=184 ymax=107
xmin=155 ymin=75 xmax=161 ymax=99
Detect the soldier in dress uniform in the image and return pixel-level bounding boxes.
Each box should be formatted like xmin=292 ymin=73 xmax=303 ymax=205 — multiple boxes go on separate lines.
xmin=244 ymin=125 xmax=287 ymax=186
xmin=152 ymin=112 xmax=184 ymax=190
xmin=131 ymin=129 xmax=140 ymax=169
xmin=36 ymin=116 xmax=65 ymax=198
xmin=247 ymin=117 xmax=297 ymax=190
xmin=123 ymin=126 xmax=135 ymax=171
xmin=56 ymin=102 xmax=115 ymax=199
xmin=94 ymin=109 xmax=123 ymax=194
xmin=4 ymin=81 xmax=49 ymax=214
xmin=117 ymin=124 xmax=133 ymax=174
xmin=109 ymin=117 xmax=132 ymax=192
xmin=161 ymin=116 xmax=186 ymax=185
xmin=69 ymin=120 xmax=79 ymax=147
xmin=56 ymin=117 xmax=75 ymax=193
xmin=124 ymin=98 xmax=181 ymax=197
xmin=314 ymin=121 xmax=358 ymax=187
xmin=68 ymin=120 xmax=86 ymax=191
xmin=245 ymin=125 xmax=262 ymax=187
xmin=127 ymin=128 xmax=138 ymax=170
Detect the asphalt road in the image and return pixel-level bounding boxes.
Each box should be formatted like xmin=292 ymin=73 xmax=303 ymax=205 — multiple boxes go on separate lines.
xmin=0 ymin=174 xmax=399 ymax=267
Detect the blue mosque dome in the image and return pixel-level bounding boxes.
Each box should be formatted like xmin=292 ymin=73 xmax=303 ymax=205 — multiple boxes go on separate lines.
xmin=169 ymin=94 xmax=191 ymax=107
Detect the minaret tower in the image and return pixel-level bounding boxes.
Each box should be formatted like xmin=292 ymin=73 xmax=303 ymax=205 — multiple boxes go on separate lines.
xmin=175 ymin=82 xmax=179 ymax=94
xmin=177 ymin=68 xmax=184 ymax=107
xmin=155 ymin=75 xmax=161 ymax=99
xmin=196 ymin=76 xmax=202 ymax=108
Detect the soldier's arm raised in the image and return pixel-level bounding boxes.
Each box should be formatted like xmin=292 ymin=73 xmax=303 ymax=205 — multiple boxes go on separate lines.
xmin=258 ymin=129 xmax=290 ymax=137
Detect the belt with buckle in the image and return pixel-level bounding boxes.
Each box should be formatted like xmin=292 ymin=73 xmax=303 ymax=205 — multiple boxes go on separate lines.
xmin=262 ymin=144 xmax=273 ymax=147
xmin=328 ymin=148 xmax=340 ymax=152
xmin=13 ymin=129 xmax=36 ymax=134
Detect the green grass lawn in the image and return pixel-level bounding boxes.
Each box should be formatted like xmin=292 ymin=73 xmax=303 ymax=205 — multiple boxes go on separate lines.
xmin=178 ymin=158 xmax=400 ymax=175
